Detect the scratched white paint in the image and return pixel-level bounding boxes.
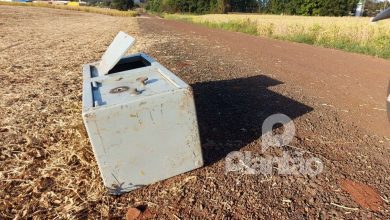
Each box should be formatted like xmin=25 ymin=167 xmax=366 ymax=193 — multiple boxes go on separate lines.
xmin=82 ymin=33 xmax=203 ymax=195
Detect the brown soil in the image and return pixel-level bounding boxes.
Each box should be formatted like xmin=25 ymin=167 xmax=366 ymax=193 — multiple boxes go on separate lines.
xmin=1 ymin=6 xmax=389 ymax=219
xmin=141 ymin=16 xmax=390 ymax=137
xmin=341 ymin=179 xmax=383 ymax=212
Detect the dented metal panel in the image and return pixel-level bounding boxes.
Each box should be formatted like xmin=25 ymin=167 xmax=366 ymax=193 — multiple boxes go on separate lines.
xmin=82 ymin=32 xmax=203 ymax=195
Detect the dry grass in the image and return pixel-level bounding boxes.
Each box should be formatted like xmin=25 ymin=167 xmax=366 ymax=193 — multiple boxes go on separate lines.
xmin=0 ymin=6 xmax=156 ymax=218
xmin=0 ymin=1 xmax=138 ymax=17
xmin=1 ymin=5 xmax=390 ymax=220
xmin=165 ymin=14 xmax=390 ymax=58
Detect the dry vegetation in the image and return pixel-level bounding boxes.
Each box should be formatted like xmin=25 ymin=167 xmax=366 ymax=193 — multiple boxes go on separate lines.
xmin=0 ymin=1 xmax=138 ymax=17
xmin=0 ymin=6 xmax=156 ymax=218
xmin=1 ymin=4 xmax=390 ymax=219
xmin=165 ymin=13 xmax=390 ymax=58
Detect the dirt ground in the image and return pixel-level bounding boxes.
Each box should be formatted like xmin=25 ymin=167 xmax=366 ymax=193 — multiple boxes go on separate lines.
xmin=1 ymin=6 xmax=389 ymax=219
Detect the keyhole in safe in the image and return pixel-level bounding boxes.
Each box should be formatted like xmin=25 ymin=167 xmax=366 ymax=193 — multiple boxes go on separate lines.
xmin=110 ymin=86 xmax=130 ymax=94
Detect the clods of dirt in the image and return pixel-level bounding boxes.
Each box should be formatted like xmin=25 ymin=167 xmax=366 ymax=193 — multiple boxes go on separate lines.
xmin=340 ymin=179 xmax=383 ymax=212
xmin=126 ymin=208 xmax=141 ymax=220
xmin=126 ymin=205 xmax=155 ymax=220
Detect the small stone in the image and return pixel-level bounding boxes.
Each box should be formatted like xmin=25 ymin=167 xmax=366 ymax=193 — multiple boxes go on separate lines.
xmin=126 ymin=207 xmax=141 ymax=220
xmin=307 ymin=187 xmax=317 ymax=196
xmin=139 ymin=207 xmax=155 ymax=219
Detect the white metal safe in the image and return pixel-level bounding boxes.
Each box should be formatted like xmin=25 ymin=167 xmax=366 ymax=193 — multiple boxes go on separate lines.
xmin=82 ymin=32 xmax=203 ymax=195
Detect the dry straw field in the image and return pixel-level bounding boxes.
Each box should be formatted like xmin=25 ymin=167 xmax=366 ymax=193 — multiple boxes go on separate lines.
xmin=165 ymin=13 xmax=390 ymax=58
xmin=0 ymin=5 xmax=155 ymax=218
xmin=0 ymin=1 xmax=138 ymax=17
xmin=1 ymin=3 xmax=390 ymax=219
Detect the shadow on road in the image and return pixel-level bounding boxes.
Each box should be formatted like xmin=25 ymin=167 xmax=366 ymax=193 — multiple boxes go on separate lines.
xmin=192 ymin=75 xmax=313 ymax=166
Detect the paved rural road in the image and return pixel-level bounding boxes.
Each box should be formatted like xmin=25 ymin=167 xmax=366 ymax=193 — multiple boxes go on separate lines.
xmin=1 ymin=6 xmax=389 ymax=219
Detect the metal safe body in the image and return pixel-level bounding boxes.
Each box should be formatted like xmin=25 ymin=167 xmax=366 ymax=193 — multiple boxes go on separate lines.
xmin=82 ymin=32 xmax=203 ymax=195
